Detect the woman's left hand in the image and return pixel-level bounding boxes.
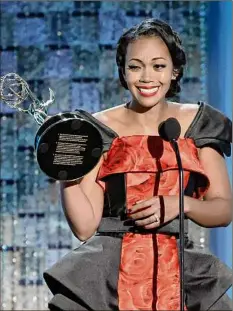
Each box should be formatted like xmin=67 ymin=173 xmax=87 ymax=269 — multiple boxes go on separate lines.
xmin=127 ymin=196 xmax=180 ymax=229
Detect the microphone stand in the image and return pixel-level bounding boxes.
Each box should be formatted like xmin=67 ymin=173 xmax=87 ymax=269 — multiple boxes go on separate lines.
xmin=170 ymin=138 xmax=185 ymax=311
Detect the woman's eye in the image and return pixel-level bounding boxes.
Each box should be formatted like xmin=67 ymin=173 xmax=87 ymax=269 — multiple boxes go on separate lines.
xmin=128 ymin=65 xmax=141 ymax=71
xmin=153 ymin=64 xmax=166 ymax=70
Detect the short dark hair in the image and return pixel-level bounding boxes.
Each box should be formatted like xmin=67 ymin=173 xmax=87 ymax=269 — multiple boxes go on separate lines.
xmin=116 ymin=18 xmax=186 ymax=98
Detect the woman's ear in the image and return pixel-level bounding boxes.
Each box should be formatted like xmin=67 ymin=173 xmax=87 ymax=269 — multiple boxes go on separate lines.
xmin=172 ymin=68 xmax=179 ymax=80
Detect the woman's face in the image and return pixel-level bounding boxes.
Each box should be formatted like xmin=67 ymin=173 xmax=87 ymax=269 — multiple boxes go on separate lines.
xmin=124 ymin=36 xmax=176 ymax=109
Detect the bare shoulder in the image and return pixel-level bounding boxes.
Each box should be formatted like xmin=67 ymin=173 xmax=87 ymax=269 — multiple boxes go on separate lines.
xmin=179 ymin=103 xmax=200 ymax=130
xmin=92 ymin=104 xmax=126 ymax=133
xmin=169 ymin=102 xmax=200 ymax=137
xmin=169 ymin=102 xmax=200 ymax=115
xmin=179 ymin=102 xmax=200 ymax=115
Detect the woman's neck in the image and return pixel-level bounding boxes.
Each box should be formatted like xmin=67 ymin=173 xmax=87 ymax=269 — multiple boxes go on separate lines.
xmin=125 ymin=99 xmax=169 ymax=128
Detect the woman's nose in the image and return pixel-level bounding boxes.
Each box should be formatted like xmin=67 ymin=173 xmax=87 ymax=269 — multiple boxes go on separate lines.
xmin=139 ymin=68 xmax=153 ymax=83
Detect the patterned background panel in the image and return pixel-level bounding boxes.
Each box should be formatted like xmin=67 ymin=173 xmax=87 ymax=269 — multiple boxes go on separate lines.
xmin=0 ymin=1 xmax=209 ymax=309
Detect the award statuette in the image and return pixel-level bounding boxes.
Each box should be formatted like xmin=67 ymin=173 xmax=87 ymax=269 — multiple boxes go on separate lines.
xmin=0 ymin=73 xmax=103 ymax=181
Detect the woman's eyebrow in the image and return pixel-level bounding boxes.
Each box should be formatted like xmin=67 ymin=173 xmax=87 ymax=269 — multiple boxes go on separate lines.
xmin=128 ymin=57 xmax=166 ymax=63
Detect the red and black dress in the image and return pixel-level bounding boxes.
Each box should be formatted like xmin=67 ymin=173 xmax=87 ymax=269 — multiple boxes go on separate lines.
xmin=44 ymin=102 xmax=232 ymax=311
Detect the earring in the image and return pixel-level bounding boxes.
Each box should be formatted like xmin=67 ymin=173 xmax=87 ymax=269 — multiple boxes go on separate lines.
xmin=172 ymin=69 xmax=179 ymax=80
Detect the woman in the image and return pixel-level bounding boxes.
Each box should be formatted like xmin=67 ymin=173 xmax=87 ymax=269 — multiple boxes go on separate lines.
xmin=44 ymin=19 xmax=232 ymax=310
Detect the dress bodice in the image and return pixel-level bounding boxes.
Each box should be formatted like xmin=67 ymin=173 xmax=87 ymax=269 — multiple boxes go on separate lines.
xmin=96 ymin=135 xmax=210 ymax=209
xmin=72 ymin=103 xmax=231 ymax=218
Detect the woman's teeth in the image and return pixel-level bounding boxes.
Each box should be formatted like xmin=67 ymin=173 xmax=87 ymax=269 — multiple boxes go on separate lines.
xmin=138 ymin=87 xmax=159 ymax=94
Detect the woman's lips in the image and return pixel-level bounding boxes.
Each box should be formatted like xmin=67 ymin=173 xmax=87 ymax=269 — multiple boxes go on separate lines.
xmin=137 ymin=86 xmax=159 ymax=97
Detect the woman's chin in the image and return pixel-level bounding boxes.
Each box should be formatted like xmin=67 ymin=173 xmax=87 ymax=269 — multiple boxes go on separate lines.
xmin=131 ymin=97 xmax=165 ymax=111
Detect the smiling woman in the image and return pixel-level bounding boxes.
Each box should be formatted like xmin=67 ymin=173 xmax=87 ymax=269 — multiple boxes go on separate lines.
xmin=116 ymin=19 xmax=186 ymax=101
xmin=124 ymin=37 xmax=176 ymax=104
xmin=44 ymin=18 xmax=232 ymax=311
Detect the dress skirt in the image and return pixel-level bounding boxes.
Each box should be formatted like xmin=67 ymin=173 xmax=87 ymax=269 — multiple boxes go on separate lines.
xmin=44 ymin=232 xmax=232 ymax=310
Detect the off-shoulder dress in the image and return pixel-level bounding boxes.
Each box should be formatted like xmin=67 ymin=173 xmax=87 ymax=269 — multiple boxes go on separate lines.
xmin=44 ymin=102 xmax=232 ymax=311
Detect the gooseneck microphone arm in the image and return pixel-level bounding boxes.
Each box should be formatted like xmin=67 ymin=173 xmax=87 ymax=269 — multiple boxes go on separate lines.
xmin=158 ymin=118 xmax=185 ymax=311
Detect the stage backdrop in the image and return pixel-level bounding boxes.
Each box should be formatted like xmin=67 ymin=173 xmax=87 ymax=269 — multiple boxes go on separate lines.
xmin=207 ymin=1 xmax=232 ymax=297
xmin=0 ymin=1 xmax=231 ymax=310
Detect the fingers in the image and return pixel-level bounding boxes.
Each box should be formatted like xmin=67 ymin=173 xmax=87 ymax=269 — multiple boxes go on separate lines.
xmin=143 ymin=221 xmax=160 ymax=229
xmin=135 ymin=213 xmax=160 ymax=227
xmin=129 ymin=197 xmax=160 ymax=213
xmin=127 ymin=197 xmax=162 ymax=229
xmin=128 ymin=205 xmax=156 ymax=220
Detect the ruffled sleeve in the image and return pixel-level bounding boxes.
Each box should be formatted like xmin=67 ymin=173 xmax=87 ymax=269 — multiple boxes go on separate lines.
xmin=74 ymin=109 xmax=118 ymax=152
xmin=185 ymin=102 xmax=232 ymax=157
xmin=73 ymin=109 xmax=118 ymax=191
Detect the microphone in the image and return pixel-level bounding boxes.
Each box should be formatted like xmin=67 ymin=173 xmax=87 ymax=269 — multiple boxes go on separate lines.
xmin=158 ymin=117 xmax=185 ymax=311
xmin=158 ymin=117 xmax=181 ymax=141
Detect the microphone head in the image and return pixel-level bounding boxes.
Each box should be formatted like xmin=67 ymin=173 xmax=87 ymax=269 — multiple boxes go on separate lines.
xmin=158 ymin=117 xmax=181 ymax=141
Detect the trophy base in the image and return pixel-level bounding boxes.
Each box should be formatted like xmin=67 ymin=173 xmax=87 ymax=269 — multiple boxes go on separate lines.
xmin=35 ymin=113 xmax=103 ymax=181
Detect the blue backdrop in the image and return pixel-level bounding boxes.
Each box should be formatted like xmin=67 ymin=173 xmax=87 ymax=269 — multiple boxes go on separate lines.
xmin=207 ymin=0 xmax=232 ymax=296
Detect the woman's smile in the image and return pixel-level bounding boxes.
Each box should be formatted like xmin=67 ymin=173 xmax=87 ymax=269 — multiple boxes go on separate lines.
xmin=136 ymin=86 xmax=160 ymax=97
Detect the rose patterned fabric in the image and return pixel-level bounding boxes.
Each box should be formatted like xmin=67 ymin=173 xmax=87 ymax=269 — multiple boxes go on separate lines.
xmin=118 ymin=233 xmax=182 ymax=310
xmin=96 ymin=135 xmax=210 ymax=310
xmin=97 ymin=135 xmax=209 ymax=199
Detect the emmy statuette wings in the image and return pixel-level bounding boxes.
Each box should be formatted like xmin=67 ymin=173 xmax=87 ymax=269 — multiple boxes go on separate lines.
xmin=0 ymin=73 xmax=103 ymax=181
